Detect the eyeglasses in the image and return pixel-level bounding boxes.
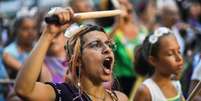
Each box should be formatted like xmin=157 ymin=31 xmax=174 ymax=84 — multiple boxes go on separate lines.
xmin=82 ymin=40 xmax=116 ymax=51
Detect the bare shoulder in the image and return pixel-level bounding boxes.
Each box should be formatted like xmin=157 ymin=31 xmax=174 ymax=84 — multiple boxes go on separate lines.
xmin=133 ymin=84 xmax=151 ymax=101
xmin=17 ymin=82 xmax=56 ymax=101
xmin=114 ymin=91 xmax=128 ymax=101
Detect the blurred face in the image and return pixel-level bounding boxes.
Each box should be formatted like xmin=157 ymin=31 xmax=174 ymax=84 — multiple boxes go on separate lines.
xmin=161 ymin=7 xmax=180 ymax=26
xmin=152 ymin=35 xmax=184 ymax=76
xmin=145 ymin=1 xmax=156 ymax=22
xmin=49 ymin=33 xmax=66 ymax=55
xmin=118 ymin=0 xmax=133 ymax=20
xmin=190 ymin=3 xmax=201 ymax=18
xmin=73 ymin=0 xmax=93 ymax=12
xmin=18 ymin=18 xmax=37 ymax=45
xmin=81 ymin=31 xmax=115 ymax=83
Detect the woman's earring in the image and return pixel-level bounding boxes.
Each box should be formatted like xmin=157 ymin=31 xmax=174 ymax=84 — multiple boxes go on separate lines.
xmin=73 ymin=66 xmax=84 ymax=101
xmin=77 ymin=66 xmax=81 ymax=88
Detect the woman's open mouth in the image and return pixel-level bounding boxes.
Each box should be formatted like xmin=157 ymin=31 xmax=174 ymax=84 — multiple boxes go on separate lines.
xmin=102 ymin=57 xmax=113 ymax=74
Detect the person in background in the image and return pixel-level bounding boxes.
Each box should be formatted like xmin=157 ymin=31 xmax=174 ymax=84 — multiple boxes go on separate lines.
xmin=189 ymin=55 xmax=201 ymax=101
xmin=186 ymin=0 xmax=201 ymax=71
xmin=0 ymin=13 xmax=10 ymax=101
xmin=2 ymin=15 xmax=37 ymax=79
xmin=135 ymin=0 xmax=158 ymax=33
xmin=95 ymin=0 xmax=115 ymax=28
xmin=187 ymin=0 xmax=201 ymax=31
xmin=157 ymin=0 xmax=193 ymax=55
xmin=67 ymin=0 xmax=96 ymax=25
xmin=42 ymin=32 xmax=68 ymax=83
xmin=180 ymin=0 xmax=201 ymax=98
xmin=129 ymin=0 xmax=158 ymax=98
xmin=106 ymin=0 xmax=148 ymax=96
xmin=2 ymin=10 xmax=50 ymax=101
xmin=134 ymin=27 xmax=185 ymax=101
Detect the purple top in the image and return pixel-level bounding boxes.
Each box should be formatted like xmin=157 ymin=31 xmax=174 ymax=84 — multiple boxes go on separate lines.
xmin=44 ymin=56 xmax=68 ymax=83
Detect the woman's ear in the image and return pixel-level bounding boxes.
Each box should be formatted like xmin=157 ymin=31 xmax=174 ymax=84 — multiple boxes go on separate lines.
xmin=148 ymin=56 xmax=157 ymax=68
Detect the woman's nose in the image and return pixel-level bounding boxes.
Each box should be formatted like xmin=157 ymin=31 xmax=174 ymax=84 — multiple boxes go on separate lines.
xmin=102 ymin=44 xmax=111 ymax=54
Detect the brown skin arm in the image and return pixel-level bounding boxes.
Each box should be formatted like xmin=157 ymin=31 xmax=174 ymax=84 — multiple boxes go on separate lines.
xmin=15 ymin=31 xmax=57 ymax=101
xmin=2 ymin=52 xmax=21 ymax=70
xmin=39 ymin=64 xmax=52 ymax=82
xmin=14 ymin=7 xmax=74 ymax=101
xmin=2 ymin=52 xmax=52 ymax=82
xmin=109 ymin=4 xmax=127 ymax=38
xmin=133 ymin=84 xmax=151 ymax=101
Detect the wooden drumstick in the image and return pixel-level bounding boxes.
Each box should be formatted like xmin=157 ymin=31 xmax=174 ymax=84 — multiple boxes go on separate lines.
xmin=45 ymin=10 xmax=122 ymax=24
xmin=187 ymin=81 xmax=201 ymax=101
xmin=73 ymin=10 xmax=122 ymax=21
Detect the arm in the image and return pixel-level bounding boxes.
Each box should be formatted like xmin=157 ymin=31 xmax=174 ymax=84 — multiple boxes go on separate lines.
xmin=109 ymin=4 xmax=126 ymax=38
xmin=133 ymin=84 xmax=151 ymax=101
xmin=39 ymin=64 xmax=52 ymax=82
xmin=109 ymin=14 xmax=125 ymax=38
xmin=15 ymin=29 xmax=56 ymax=101
xmin=14 ymin=7 xmax=74 ymax=101
xmin=2 ymin=52 xmax=21 ymax=70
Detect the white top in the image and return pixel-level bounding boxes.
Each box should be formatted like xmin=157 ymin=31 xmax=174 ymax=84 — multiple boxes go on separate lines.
xmin=191 ymin=61 xmax=201 ymax=81
xmin=143 ymin=78 xmax=182 ymax=101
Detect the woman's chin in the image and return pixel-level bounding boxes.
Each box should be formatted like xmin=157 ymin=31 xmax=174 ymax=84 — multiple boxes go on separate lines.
xmin=101 ymin=75 xmax=112 ymax=82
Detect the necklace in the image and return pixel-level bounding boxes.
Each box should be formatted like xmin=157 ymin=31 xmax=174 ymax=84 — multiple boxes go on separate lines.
xmin=105 ymin=90 xmax=118 ymax=101
xmin=84 ymin=91 xmax=106 ymax=101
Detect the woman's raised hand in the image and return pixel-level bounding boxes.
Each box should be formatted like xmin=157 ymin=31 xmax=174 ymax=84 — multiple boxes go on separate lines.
xmin=15 ymin=7 xmax=74 ymax=100
xmin=43 ymin=7 xmax=74 ymax=38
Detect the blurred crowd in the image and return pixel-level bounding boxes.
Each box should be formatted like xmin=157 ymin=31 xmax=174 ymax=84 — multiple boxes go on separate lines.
xmin=0 ymin=0 xmax=201 ymax=101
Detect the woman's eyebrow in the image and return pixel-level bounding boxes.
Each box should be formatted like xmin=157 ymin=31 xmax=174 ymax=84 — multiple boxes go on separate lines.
xmin=84 ymin=39 xmax=100 ymax=46
xmin=105 ymin=40 xmax=112 ymax=43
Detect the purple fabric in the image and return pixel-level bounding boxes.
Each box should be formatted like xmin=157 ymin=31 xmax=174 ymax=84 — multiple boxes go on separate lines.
xmin=44 ymin=56 xmax=68 ymax=83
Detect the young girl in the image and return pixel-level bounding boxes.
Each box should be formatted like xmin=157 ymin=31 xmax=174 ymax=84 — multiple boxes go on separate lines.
xmin=134 ymin=27 xmax=185 ymax=101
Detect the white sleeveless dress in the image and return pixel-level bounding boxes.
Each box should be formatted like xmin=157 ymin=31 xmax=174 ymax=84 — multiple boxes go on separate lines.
xmin=143 ymin=78 xmax=183 ymax=101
